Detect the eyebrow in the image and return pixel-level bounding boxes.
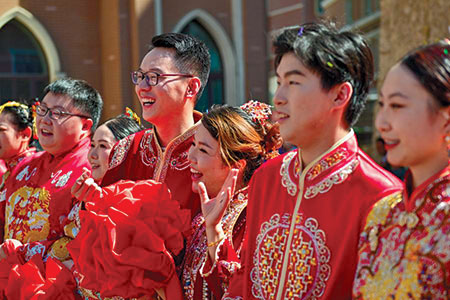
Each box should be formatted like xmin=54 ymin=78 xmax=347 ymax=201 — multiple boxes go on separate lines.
xmin=380 ymin=91 xmax=409 ymax=100
xmin=276 ymin=69 xmax=306 ymax=78
xmin=138 ymin=67 xmax=163 ymax=73
xmin=196 ymin=140 xmax=214 ymax=150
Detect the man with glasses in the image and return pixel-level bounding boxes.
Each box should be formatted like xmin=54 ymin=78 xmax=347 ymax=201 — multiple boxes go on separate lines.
xmin=73 ymin=32 xmax=210 ymax=220
xmin=0 ymin=78 xmax=102 ymax=296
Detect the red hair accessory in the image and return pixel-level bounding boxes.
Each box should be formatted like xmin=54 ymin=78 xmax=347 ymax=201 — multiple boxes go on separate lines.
xmin=240 ymin=100 xmax=272 ymax=127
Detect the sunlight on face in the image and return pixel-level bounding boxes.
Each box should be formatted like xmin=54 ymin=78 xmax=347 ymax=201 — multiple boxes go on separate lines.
xmin=188 ymin=124 xmax=231 ymax=198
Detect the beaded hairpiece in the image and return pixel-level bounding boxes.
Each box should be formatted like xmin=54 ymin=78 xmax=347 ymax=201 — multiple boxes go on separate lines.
xmin=0 ymin=101 xmax=38 ymax=139
xmin=0 ymin=101 xmax=29 ymax=117
xmin=125 ymin=107 xmax=141 ymax=126
xmin=239 ymin=100 xmax=272 ymax=128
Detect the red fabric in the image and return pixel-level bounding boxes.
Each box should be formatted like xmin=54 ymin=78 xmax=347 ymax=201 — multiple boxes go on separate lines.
xmin=0 ymin=147 xmax=37 ymax=242
xmin=5 ymin=256 xmax=77 ymax=300
xmin=182 ymin=190 xmax=247 ymax=300
xmin=101 ymin=112 xmax=202 ymax=220
xmin=68 ymin=180 xmax=191 ymax=299
xmin=1 ymin=138 xmax=90 ymax=251
xmin=224 ymin=132 xmax=403 ymax=299
xmin=353 ymin=166 xmax=450 ymax=299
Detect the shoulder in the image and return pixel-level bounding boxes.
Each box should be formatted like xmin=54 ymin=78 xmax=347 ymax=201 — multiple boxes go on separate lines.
xmin=353 ymin=148 xmax=403 ymax=197
xmin=108 ymin=128 xmax=149 ymax=170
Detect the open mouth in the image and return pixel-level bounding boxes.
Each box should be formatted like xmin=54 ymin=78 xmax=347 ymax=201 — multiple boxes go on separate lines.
xmin=40 ymin=128 xmax=53 ymax=137
xmin=273 ymin=111 xmax=289 ymax=122
xmin=190 ymin=168 xmax=203 ymax=181
xmin=383 ymin=139 xmax=400 ymax=151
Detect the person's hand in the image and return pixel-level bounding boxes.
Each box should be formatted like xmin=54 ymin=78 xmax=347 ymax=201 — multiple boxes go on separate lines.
xmin=0 ymin=239 xmax=23 ymax=260
xmin=71 ymin=167 xmax=102 ymax=202
xmin=199 ymin=169 xmax=238 ymax=230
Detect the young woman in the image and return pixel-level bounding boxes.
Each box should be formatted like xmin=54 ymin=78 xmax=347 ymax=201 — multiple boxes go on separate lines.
xmin=181 ymin=101 xmax=282 ymax=300
xmin=88 ymin=111 xmax=143 ymax=182
xmin=0 ymin=100 xmax=37 ymax=188
xmin=353 ymin=40 xmax=450 ymax=299
xmin=0 ymin=100 xmax=37 ymax=241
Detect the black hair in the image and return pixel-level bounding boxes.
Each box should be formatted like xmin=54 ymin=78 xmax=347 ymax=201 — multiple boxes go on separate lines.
xmin=0 ymin=98 xmax=37 ymax=147
xmin=43 ymin=78 xmax=103 ymax=131
xmin=272 ymin=22 xmax=374 ymax=126
xmin=400 ymin=40 xmax=450 ymax=108
xmin=149 ymin=33 xmax=211 ymax=100
xmin=103 ymin=114 xmax=144 ymax=141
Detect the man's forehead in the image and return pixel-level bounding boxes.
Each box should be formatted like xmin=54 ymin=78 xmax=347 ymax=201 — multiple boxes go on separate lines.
xmin=140 ymin=47 xmax=177 ymax=70
xmin=42 ymin=93 xmax=75 ymax=108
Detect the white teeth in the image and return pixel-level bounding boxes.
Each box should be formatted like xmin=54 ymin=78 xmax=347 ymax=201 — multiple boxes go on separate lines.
xmin=42 ymin=129 xmax=51 ymax=134
xmin=190 ymin=168 xmax=201 ymax=174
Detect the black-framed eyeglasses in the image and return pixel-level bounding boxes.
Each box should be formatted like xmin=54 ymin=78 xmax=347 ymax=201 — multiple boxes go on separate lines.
xmin=35 ymin=105 xmax=91 ymax=121
xmin=131 ymin=70 xmax=193 ymax=86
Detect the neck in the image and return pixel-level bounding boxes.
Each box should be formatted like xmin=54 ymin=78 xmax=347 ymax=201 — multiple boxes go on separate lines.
xmin=5 ymin=145 xmax=29 ymax=164
xmin=299 ymin=126 xmax=350 ymax=167
xmin=155 ymin=112 xmax=194 ymax=147
xmin=409 ymin=150 xmax=448 ymax=189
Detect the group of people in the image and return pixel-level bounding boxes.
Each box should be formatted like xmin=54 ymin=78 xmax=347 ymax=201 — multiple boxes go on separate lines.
xmin=0 ymin=21 xmax=447 ymax=300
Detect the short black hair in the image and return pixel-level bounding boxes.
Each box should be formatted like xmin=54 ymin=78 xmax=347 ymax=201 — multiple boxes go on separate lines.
xmin=43 ymin=78 xmax=103 ymax=131
xmin=273 ymin=22 xmax=374 ymax=127
xmin=104 ymin=114 xmax=144 ymax=141
xmin=400 ymin=40 xmax=450 ymax=108
xmin=149 ymin=33 xmax=211 ymax=100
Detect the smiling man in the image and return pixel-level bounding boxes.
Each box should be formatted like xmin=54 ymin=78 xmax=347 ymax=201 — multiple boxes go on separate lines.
xmin=0 ymin=78 xmax=102 ymax=296
xmin=97 ymin=33 xmax=210 ymax=217
xmin=223 ymin=23 xmax=403 ymax=299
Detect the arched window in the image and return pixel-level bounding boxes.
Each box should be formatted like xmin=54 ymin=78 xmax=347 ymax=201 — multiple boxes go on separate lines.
xmin=0 ymin=19 xmax=49 ymax=102
xmin=181 ymin=20 xmax=224 ymax=112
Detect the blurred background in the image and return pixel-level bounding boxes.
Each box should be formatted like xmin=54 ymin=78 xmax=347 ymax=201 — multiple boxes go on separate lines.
xmin=0 ymin=0 xmax=449 ymax=155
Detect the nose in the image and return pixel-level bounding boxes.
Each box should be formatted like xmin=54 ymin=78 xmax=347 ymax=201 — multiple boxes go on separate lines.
xmin=375 ymin=108 xmax=390 ymax=133
xmin=187 ymin=145 xmax=196 ymax=164
xmin=89 ymin=147 xmax=98 ymax=160
xmin=273 ymin=85 xmax=287 ymax=108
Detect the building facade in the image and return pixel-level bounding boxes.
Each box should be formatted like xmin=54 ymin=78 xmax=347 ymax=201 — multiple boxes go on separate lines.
xmin=1 ymin=0 xmax=448 ymax=152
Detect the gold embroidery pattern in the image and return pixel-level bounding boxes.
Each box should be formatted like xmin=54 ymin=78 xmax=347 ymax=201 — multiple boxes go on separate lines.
xmin=364 ymin=192 xmax=402 ymax=230
xmin=304 ymin=160 xmax=359 ymax=199
xmin=280 ymin=152 xmax=299 ymax=197
xmin=139 ymin=129 xmax=159 ymax=167
xmin=108 ymin=134 xmax=134 ymax=170
xmin=156 ymin=123 xmax=198 ymax=182
xmin=48 ymin=236 xmax=72 ymax=261
xmin=354 ymin=177 xmax=450 ymax=299
xmin=251 ymin=213 xmax=331 ymax=299
xmin=5 ymin=186 xmax=50 ymax=243
xmin=307 ymin=149 xmax=348 ymax=180
xmin=182 ymin=189 xmax=248 ymax=300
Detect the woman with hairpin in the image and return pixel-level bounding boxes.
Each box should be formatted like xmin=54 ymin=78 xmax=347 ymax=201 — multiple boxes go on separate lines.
xmin=181 ymin=101 xmax=282 ymax=300
xmin=88 ymin=108 xmax=143 ymax=183
xmin=353 ymin=40 xmax=450 ymax=299
xmin=0 ymin=100 xmax=37 ymax=239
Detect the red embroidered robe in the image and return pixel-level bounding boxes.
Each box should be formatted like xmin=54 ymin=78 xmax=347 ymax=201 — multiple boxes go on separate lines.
xmin=182 ymin=187 xmax=247 ymax=300
xmin=0 ymin=147 xmax=36 ymax=240
xmin=0 ymin=138 xmax=91 ymax=262
xmin=101 ymin=112 xmax=202 ymax=218
xmin=352 ymin=166 xmax=450 ymax=299
xmin=223 ymin=131 xmax=403 ymax=300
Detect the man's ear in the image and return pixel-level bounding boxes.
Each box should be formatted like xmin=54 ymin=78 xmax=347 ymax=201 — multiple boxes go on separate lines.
xmin=185 ymin=77 xmax=202 ymax=100
xmin=82 ymin=118 xmax=94 ymax=133
xmin=332 ymin=81 xmax=353 ymax=109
